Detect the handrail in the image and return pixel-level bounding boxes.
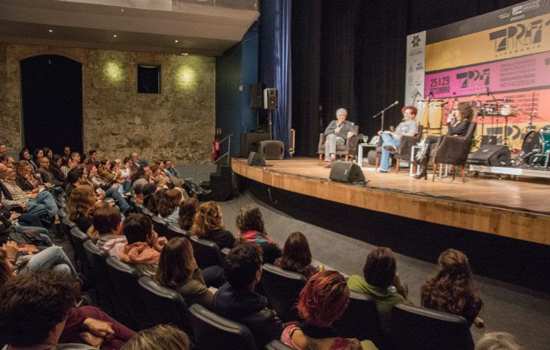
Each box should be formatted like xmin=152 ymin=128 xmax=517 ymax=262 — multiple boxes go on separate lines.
xmin=214 ymin=134 xmax=232 ymax=166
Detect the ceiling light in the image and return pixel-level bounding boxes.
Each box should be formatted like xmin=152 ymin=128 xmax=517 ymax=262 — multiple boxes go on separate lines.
xmin=180 ymin=52 xmax=189 ymax=56
xmin=48 ymin=29 xmax=54 ymax=33
xmin=174 ymin=39 xmax=179 ymax=44
xmin=120 ymin=8 xmax=125 ymax=13
xmin=113 ymin=34 xmax=118 ymax=38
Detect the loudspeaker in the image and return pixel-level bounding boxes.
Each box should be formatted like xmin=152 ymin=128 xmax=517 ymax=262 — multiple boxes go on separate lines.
xmin=209 ymin=165 xmax=234 ymax=201
xmin=467 ymin=145 xmax=511 ymax=166
xmin=247 ymin=152 xmax=266 ymax=166
xmin=263 ymin=88 xmax=278 ymax=110
xmin=329 ymin=161 xmax=366 ymax=184
xmin=481 ymin=135 xmax=498 ymax=145
xmin=240 ymin=132 xmax=271 ymax=158
xmin=250 ymin=84 xmax=264 ymax=109
xmin=259 ymin=140 xmax=284 ymax=160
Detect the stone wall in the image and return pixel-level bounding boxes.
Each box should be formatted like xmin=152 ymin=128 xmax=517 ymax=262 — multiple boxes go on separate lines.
xmin=0 ymin=43 xmax=215 ymax=163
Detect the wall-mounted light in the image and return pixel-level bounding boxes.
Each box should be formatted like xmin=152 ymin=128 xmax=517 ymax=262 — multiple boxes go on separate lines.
xmin=48 ymin=29 xmax=54 ymax=33
xmin=176 ymin=65 xmax=196 ymax=89
xmin=104 ymin=61 xmax=123 ymax=82
xmin=112 ymin=34 xmax=118 ymax=38
xmin=174 ymin=39 xmax=179 ymax=44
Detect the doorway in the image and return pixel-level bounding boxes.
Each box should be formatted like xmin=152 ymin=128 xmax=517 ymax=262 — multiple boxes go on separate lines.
xmin=21 ymin=54 xmax=83 ymax=154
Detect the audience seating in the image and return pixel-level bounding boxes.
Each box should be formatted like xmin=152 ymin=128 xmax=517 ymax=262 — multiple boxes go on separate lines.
xmin=190 ymin=236 xmax=225 ymax=269
xmin=82 ymin=240 xmax=115 ymax=315
xmin=390 ymin=303 xmax=474 ymax=350
xmin=265 ymin=340 xmax=293 ymax=350
xmin=137 ymin=276 xmax=191 ymax=332
xmin=151 ymin=216 xmax=186 ymax=240
xmin=105 ymin=257 xmax=149 ymax=330
xmin=333 ymin=291 xmax=385 ymax=348
xmin=68 ymin=226 xmax=89 ymax=273
xmin=260 ymin=263 xmax=306 ymax=322
xmin=189 ymin=303 xmax=257 ymax=350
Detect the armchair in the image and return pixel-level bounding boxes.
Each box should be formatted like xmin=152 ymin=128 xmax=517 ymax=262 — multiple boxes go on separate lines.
xmin=394 ymin=125 xmax=424 ymax=172
xmin=318 ymin=124 xmax=360 ymax=161
xmin=432 ymin=122 xmax=477 ymax=182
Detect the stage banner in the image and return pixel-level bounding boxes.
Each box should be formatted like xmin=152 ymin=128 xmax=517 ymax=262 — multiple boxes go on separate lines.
xmin=405 ymin=0 xmax=550 ymax=150
xmin=405 ymin=31 xmax=426 ymax=106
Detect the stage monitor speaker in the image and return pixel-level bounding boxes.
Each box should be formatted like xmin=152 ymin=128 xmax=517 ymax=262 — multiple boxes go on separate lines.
xmin=240 ymin=132 xmax=271 ymax=158
xmin=250 ymin=84 xmax=264 ymax=109
xmin=329 ymin=161 xmax=366 ymax=184
xmin=467 ymin=145 xmax=511 ymax=166
xmin=247 ymin=152 xmax=266 ymax=166
xmin=263 ymin=88 xmax=278 ymax=110
xmin=259 ymin=140 xmax=284 ymax=160
xmin=481 ymin=135 xmax=498 ymax=145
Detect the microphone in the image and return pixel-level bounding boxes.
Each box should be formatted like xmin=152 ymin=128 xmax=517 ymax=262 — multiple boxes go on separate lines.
xmin=391 ymin=100 xmax=399 ymax=107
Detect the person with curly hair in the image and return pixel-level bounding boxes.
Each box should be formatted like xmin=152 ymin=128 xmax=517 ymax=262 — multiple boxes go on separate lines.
xmin=274 ymin=232 xmax=318 ymax=279
xmin=67 ymin=184 xmax=97 ymax=232
xmin=421 ymin=248 xmax=483 ymax=326
xmin=191 ymin=201 xmax=235 ymax=250
xmin=121 ymin=325 xmax=190 ymax=350
xmin=281 ymin=270 xmax=378 ymax=350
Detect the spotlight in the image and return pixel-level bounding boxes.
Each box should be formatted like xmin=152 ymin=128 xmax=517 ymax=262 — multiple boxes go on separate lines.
xmin=113 ymin=34 xmax=118 ymax=38
xmin=48 ymin=29 xmax=54 ymax=33
xmin=174 ymin=39 xmax=179 ymax=44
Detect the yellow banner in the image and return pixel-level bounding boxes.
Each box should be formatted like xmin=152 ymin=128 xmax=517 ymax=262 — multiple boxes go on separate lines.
xmin=426 ymin=13 xmax=550 ymax=72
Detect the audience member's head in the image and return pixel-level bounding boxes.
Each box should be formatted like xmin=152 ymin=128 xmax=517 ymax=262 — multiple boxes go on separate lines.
xmin=157 ymin=237 xmax=197 ymax=289
xmin=280 ymin=232 xmax=313 ymax=270
xmin=33 ymin=148 xmax=44 ymax=160
xmin=0 ymin=271 xmax=79 ymax=348
xmin=123 ymin=213 xmax=153 ymax=244
xmin=297 ymin=270 xmax=349 ymax=327
xmin=191 ymin=201 xmax=224 ymax=237
xmin=90 ymin=204 xmax=122 ymax=240
xmin=178 ymin=197 xmax=199 ymax=231
xmin=67 ymin=167 xmax=85 ymax=185
xmin=43 ymin=147 xmax=53 ymax=159
xmin=157 ymin=188 xmax=183 ymax=218
xmin=363 ymin=247 xmax=397 ymax=289
xmin=19 ymin=148 xmax=31 ymax=161
xmin=121 ymin=325 xmax=190 ymax=350
xmin=475 ymin=332 xmax=522 ymax=350
xmin=67 ymin=184 xmax=96 ymax=221
xmin=38 ymin=156 xmax=50 ymax=170
xmin=63 ymin=146 xmax=71 ymax=157
xmin=236 ymin=206 xmax=265 ymax=234
xmin=70 ymin=151 xmax=81 ymax=164
xmin=0 ymin=143 xmax=6 ymax=155
xmin=224 ymin=243 xmax=262 ymax=291
xmin=0 ymin=166 xmax=16 ymax=182
xmin=15 ymin=160 xmax=32 ymax=178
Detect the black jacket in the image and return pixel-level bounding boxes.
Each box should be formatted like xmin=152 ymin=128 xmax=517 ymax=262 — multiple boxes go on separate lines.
xmin=447 ymin=120 xmax=470 ymax=137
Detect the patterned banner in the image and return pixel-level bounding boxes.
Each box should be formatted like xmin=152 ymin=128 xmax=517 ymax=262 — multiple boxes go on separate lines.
xmin=425 ymin=12 xmax=550 ymax=72
xmin=405 ymin=31 xmax=426 ymax=105
xmin=425 ymin=51 xmax=550 ymax=99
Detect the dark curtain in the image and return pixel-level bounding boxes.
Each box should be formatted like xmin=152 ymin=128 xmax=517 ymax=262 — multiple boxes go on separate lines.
xmin=291 ymin=0 xmax=527 ymax=156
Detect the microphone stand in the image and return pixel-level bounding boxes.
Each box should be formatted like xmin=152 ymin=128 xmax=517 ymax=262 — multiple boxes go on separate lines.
xmin=372 ymin=102 xmax=399 ymax=131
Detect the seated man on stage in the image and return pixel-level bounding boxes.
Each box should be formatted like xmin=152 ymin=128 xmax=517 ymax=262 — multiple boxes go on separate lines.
xmin=323 ymin=108 xmax=356 ymax=162
xmin=413 ymin=101 xmax=472 ymax=179
xmin=378 ymin=106 xmax=419 ymax=173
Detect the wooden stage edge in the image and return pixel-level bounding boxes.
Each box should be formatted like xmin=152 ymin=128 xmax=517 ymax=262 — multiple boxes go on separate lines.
xmin=231 ymin=158 xmax=550 ymax=247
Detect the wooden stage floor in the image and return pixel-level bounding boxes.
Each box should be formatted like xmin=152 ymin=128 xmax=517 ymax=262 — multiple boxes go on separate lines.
xmin=232 ymin=158 xmax=550 ymax=246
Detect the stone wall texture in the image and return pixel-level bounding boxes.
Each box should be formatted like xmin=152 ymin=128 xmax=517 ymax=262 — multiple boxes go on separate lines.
xmin=0 ymin=43 xmax=215 ymax=163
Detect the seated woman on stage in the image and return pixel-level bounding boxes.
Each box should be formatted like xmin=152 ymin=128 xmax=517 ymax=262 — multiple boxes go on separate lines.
xmin=378 ymin=106 xmax=419 ymax=173
xmin=421 ymin=248 xmax=483 ymax=326
xmin=414 ymin=102 xmax=473 ymax=179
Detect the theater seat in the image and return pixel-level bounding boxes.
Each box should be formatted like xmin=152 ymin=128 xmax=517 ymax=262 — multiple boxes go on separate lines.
xmin=137 ymin=276 xmax=191 ymax=332
xmin=105 ymin=257 xmax=148 ymax=330
xmin=190 ymin=236 xmax=224 ymax=269
xmin=82 ymin=240 xmax=115 ymax=315
xmin=390 ymin=303 xmax=474 ymax=350
xmin=333 ymin=291 xmax=385 ymax=348
xmin=265 ymin=340 xmax=293 ymax=350
xmin=189 ymin=303 xmax=257 ymax=350
xmin=260 ymin=264 xmax=306 ymax=322
xmin=68 ymin=226 xmax=89 ymax=273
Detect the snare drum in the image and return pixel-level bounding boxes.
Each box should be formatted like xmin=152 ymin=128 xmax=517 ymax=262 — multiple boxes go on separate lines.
xmin=500 ymin=104 xmax=513 ymax=116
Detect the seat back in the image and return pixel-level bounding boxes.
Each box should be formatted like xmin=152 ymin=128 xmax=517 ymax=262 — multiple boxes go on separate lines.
xmin=189 ymin=304 xmax=257 ymax=350
xmin=69 ymin=226 xmax=89 ymax=273
xmin=167 ymin=224 xmax=188 ymax=238
xmin=137 ymin=276 xmax=191 ymax=331
xmin=260 ymin=264 xmax=306 ymax=322
xmin=390 ymin=304 xmax=474 ymax=350
xmin=265 ymin=340 xmax=293 ymax=350
xmin=333 ymin=292 xmax=385 ymax=347
xmin=105 ymin=257 xmax=148 ymax=330
xmin=190 ymin=236 xmax=224 ymax=269
xmin=82 ymin=240 xmax=115 ymax=314
xmin=151 ymin=216 xmax=172 ymax=238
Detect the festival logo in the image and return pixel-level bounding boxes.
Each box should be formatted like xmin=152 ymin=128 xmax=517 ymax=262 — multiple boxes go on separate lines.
xmin=489 ymin=18 xmax=550 ymax=56
xmin=456 ymin=69 xmax=491 ymax=88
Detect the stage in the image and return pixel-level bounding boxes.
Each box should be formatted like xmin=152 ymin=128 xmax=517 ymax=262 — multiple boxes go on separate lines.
xmin=232 ymin=158 xmax=550 ymax=247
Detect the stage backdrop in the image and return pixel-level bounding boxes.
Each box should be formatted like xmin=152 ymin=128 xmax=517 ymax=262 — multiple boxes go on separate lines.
xmin=406 ymin=0 xmax=550 ymax=149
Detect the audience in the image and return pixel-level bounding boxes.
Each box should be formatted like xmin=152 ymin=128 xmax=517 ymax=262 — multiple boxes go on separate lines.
xmin=118 ymin=213 xmax=166 ymax=277
xmin=191 ymin=201 xmax=235 ymax=249
xmin=87 ymin=204 xmax=127 ymax=256
xmin=121 ymin=325 xmax=190 ymax=350
xmin=421 ymin=248 xmax=483 ymax=326
xmin=178 ymin=197 xmax=199 ymax=231
xmin=281 ymin=270 xmax=378 ymax=350
xmin=38 ymin=156 xmax=64 ymax=187
xmin=214 ymin=243 xmax=282 ymax=347
xmin=0 ymin=241 xmax=77 ymax=277
xmin=156 ymin=236 xmax=214 ymax=307
xmin=475 ymin=332 xmax=522 ymax=350
xmin=347 ymin=247 xmax=409 ymax=333
xmin=15 ymin=160 xmax=41 ymax=191
xmin=67 ymin=184 xmax=97 ymax=232
xmin=157 ymin=188 xmax=183 ymax=225
xmin=274 ymin=231 xmax=319 ymax=279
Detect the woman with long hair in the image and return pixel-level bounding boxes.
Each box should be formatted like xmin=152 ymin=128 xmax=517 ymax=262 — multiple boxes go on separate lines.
xmin=421 ymin=248 xmax=483 ymax=326
xmin=67 ymin=184 xmax=97 ymax=232
xmin=275 ymin=232 xmax=318 ymax=279
xmin=281 ymin=271 xmax=378 ymax=350
xmin=236 ymin=206 xmax=280 ymax=263
xmin=178 ymin=197 xmax=199 ymax=231
xmin=157 ymin=188 xmax=183 ymax=225
xmin=191 ymin=201 xmax=235 ymax=250
xmin=156 ymin=237 xmax=214 ymax=307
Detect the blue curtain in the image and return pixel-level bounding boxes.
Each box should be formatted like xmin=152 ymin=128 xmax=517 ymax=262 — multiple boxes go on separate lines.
xmin=271 ymin=0 xmax=292 ymax=156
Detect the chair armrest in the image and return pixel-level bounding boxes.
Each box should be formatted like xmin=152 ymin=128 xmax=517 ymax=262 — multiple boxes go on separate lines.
xmin=434 ymin=135 xmax=470 ymax=164
xmin=346 ymin=134 xmax=360 ymax=154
